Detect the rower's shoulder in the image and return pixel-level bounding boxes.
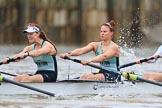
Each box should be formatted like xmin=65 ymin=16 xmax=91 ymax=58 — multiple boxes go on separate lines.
xmin=110 ymin=42 xmax=119 ymax=50
xmin=88 ymin=42 xmax=100 ymax=47
xmin=23 ymin=45 xmax=33 ymax=51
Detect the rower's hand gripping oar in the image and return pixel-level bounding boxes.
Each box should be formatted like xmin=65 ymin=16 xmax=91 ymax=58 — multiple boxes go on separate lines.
xmin=64 ymin=56 xmax=162 ymax=87
xmin=0 ymin=57 xmax=21 ymax=65
xmin=0 ymin=75 xmax=55 ymax=96
xmin=119 ymin=57 xmax=155 ymax=69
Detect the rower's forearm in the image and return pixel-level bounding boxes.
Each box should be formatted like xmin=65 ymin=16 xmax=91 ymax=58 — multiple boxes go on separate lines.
xmin=69 ymin=48 xmax=84 ymax=56
xmin=90 ymin=56 xmax=105 ymax=63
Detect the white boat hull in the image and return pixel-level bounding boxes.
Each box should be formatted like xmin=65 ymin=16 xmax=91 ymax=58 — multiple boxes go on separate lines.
xmin=0 ymin=80 xmax=162 ymax=96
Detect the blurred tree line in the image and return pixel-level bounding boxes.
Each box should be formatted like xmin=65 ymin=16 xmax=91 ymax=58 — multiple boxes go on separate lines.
xmin=0 ymin=0 xmax=162 ymax=47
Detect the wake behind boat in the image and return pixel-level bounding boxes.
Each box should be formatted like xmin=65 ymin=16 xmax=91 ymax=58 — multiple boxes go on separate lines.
xmin=0 ymin=79 xmax=162 ymax=96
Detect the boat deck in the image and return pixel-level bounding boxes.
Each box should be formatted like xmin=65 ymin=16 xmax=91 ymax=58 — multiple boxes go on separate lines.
xmin=0 ymin=79 xmax=162 ymax=96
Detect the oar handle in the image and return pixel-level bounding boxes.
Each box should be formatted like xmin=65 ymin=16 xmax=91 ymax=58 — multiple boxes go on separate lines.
xmin=119 ymin=57 xmax=155 ymax=69
xmin=65 ymin=56 xmax=82 ymax=64
xmin=0 ymin=57 xmax=21 ymax=65
xmin=64 ymin=56 xmax=120 ymax=75
xmin=139 ymin=57 xmax=154 ymax=63
xmin=7 ymin=57 xmax=21 ymax=63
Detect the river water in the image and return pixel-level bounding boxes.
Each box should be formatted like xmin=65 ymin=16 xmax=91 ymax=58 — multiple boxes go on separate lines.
xmin=0 ymin=45 xmax=162 ymax=108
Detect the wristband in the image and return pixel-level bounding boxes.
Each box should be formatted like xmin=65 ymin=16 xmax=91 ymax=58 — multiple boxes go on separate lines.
xmin=6 ymin=57 xmax=11 ymax=63
xmin=27 ymin=52 xmax=30 ymax=56
xmin=67 ymin=52 xmax=72 ymax=56
xmin=25 ymin=51 xmax=30 ymax=56
xmin=6 ymin=57 xmax=11 ymax=60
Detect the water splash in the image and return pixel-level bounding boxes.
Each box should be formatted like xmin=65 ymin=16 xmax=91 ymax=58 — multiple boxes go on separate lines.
xmin=118 ymin=8 xmax=144 ymax=48
xmin=119 ymin=47 xmax=145 ymax=75
xmin=118 ymin=8 xmax=161 ymax=48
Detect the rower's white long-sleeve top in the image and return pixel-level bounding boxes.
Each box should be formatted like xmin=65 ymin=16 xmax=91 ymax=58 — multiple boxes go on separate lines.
xmin=151 ymin=45 xmax=162 ymax=63
xmin=154 ymin=45 xmax=162 ymax=55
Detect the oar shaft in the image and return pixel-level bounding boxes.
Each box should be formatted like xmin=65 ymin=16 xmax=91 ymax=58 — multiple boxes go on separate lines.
xmin=1 ymin=77 xmax=55 ymax=96
xmin=119 ymin=57 xmax=155 ymax=69
xmin=119 ymin=62 xmax=136 ymax=69
xmin=137 ymin=77 xmax=162 ymax=87
xmin=87 ymin=63 xmax=120 ymax=75
xmin=0 ymin=71 xmax=17 ymax=76
xmin=65 ymin=56 xmax=120 ymax=75
xmin=122 ymin=72 xmax=162 ymax=87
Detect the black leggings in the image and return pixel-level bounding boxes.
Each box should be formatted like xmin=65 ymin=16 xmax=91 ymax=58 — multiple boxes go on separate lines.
xmin=35 ymin=70 xmax=57 ymax=82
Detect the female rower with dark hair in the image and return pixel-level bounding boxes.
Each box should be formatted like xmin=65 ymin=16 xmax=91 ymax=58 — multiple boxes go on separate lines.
xmin=2 ymin=23 xmax=58 ymax=82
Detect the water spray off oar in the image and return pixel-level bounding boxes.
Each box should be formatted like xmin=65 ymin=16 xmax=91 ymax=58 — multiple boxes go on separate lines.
xmin=64 ymin=56 xmax=162 ymax=87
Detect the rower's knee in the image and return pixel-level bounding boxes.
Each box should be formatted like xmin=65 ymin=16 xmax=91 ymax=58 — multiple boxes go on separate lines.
xmin=143 ymin=73 xmax=150 ymax=79
xmin=13 ymin=74 xmax=28 ymax=82
xmin=80 ymin=74 xmax=88 ymax=79
xmin=19 ymin=76 xmax=34 ymax=82
xmin=149 ymin=76 xmax=162 ymax=82
xmin=144 ymin=75 xmax=159 ymax=82
xmin=13 ymin=77 xmax=21 ymax=82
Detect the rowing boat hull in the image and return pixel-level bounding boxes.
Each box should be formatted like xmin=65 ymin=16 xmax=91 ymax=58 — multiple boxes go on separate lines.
xmin=0 ymin=80 xmax=162 ymax=96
